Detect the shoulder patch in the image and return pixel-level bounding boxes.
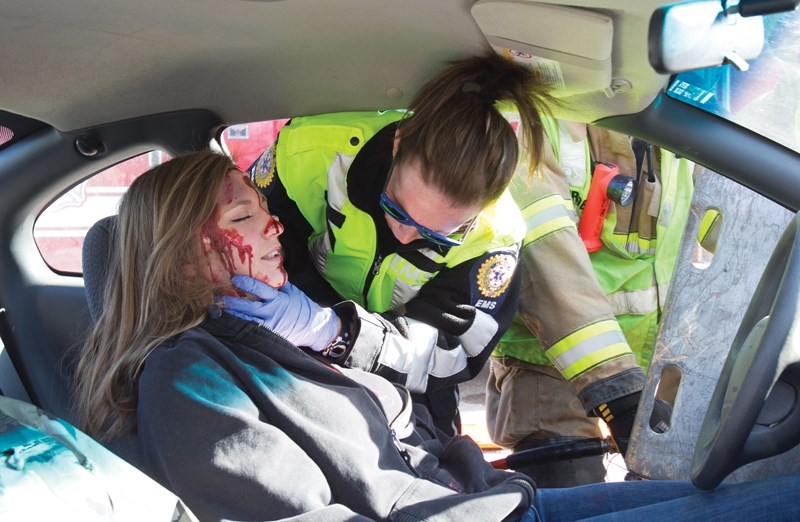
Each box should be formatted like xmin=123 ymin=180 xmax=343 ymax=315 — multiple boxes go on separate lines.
xmin=475 ymin=253 xmax=515 ymax=299
xmin=250 ymin=143 xmax=276 ymax=190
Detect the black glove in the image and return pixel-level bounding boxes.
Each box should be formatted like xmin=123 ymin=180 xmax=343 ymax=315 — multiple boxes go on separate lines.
xmin=593 ymin=391 xmax=672 ymax=455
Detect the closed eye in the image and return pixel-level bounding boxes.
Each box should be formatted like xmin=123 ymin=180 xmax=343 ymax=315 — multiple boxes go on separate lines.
xmin=232 ymin=215 xmax=251 ymax=223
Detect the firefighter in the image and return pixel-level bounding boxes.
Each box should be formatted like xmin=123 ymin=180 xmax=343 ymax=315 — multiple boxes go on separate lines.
xmin=486 ymin=117 xmax=693 ymax=486
xmin=237 ymin=51 xmax=555 ymax=435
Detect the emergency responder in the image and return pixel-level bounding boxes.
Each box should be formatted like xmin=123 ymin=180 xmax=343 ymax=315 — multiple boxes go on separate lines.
xmin=486 ymin=117 xmax=693 ymax=486
xmin=236 ymin=51 xmax=555 ymax=435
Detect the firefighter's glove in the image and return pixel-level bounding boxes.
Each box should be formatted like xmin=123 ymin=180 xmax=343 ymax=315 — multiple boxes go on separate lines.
xmin=224 ymin=276 xmax=340 ymax=352
xmin=594 ymin=391 xmax=672 ymax=456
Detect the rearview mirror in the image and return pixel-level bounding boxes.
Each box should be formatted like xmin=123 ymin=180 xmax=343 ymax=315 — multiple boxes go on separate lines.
xmin=649 ymin=0 xmax=764 ymax=74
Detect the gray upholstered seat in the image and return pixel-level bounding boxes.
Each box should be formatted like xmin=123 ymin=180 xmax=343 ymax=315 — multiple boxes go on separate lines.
xmin=82 ymin=215 xmax=117 ymax=323
xmin=82 ymin=215 xmax=144 ymax=470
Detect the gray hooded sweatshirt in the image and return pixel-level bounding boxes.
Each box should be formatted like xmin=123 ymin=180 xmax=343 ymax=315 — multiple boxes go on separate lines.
xmin=137 ymin=304 xmax=535 ymax=521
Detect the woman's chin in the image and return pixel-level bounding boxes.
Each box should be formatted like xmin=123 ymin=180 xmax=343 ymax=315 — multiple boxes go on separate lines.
xmin=272 ymin=269 xmax=289 ymax=289
xmin=252 ymin=268 xmax=288 ymax=289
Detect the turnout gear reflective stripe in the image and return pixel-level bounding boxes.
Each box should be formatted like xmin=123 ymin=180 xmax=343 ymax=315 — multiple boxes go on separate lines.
xmin=616 ymin=235 xmax=656 ymax=256
xmin=546 ymin=320 xmax=630 ymax=380
xmin=521 ymin=193 xmax=576 ymax=246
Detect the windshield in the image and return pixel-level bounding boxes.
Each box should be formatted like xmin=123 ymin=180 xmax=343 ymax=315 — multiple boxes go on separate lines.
xmin=666 ymin=9 xmax=800 ymax=153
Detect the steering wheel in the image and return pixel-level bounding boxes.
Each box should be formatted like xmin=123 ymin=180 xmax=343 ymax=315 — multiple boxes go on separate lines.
xmin=691 ymin=211 xmax=800 ymax=490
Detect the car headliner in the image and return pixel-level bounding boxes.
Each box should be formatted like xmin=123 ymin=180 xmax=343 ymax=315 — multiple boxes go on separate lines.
xmin=1 ymin=0 xmax=670 ymax=132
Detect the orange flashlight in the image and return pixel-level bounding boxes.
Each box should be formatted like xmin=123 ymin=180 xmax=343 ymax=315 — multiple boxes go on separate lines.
xmin=577 ymin=162 xmax=637 ymax=253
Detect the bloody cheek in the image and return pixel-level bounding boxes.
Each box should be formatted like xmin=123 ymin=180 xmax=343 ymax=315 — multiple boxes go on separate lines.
xmin=201 ymin=221 xmax=254 ymax=277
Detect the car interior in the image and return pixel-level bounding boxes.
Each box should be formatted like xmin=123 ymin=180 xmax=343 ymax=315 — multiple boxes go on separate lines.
xmin=2 ymin=0 xmax=800 ymax=507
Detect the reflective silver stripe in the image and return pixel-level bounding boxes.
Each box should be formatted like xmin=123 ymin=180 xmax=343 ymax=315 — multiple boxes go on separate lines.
xmin=388 ymin=248 xmax=441 ymax=308
xmin=310 ymin=233 xmax=331 ymax=275
xmin=550 ymin=329 xmax=628 ymax=375
xmin=311 ymin=154 xmax=354 ymax=274
xmin=429 ymin=309 xmax=497 ymax=378
xmin=524 ymin=200 xmax=571 ymax=234
xmin=521 ymin=195 xmax=575 ymax=245
xmin=459 ymin=308 xmax=498 ymax=358
xmin=391 ymin=279 xmax=422 ymax=309
xmin=606 ymin=284 xmax=667 ymax=316
xmin=372 ymin=311 xmax=498 ymax=392
xmin=325 ymin=153 xmax=353 ymax=211
xmin=375 ymin=317 xmax=439 ymax=393
xmin=620 ymin=241 xmax=656 ymax=256
xmin=428 ymin=347 xmax=468 ymax=384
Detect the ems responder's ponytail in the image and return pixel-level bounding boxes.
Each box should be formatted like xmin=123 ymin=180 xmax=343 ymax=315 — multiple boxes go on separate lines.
xmin=396 ymin=49 xmax=555 ymax=207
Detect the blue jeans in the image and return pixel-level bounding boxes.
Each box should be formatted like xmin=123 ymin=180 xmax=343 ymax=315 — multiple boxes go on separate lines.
xmin=524 ymin=472 xmax=800 ymax=521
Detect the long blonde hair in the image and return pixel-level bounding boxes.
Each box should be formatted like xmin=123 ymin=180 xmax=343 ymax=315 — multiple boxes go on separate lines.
xmin=75 ymin=149 xmax=236 ymax=439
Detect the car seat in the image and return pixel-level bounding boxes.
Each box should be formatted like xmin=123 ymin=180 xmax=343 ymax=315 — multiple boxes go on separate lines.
xmin=83 ymin=215 xmax=116 ymax=323
xmin=81 ymin=215 xmax=144 ymax=470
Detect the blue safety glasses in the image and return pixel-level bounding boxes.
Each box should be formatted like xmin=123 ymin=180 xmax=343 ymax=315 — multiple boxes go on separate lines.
xmin=379 ymin=158 xmax=477 ymax=248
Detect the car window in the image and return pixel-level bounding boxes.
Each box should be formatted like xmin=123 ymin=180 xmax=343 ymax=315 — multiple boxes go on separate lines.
xmin=35 ymin=115 xmax=288 ymax=277
xmin=0 ymin=111 xmax=47 ymax=152
xmin=34 ymin=151 xmax=169 ymax=274
xmin=220 ymin=119 xmax=288 ymax=171
xmin=666 ymin=9 xmax=800 ymax=153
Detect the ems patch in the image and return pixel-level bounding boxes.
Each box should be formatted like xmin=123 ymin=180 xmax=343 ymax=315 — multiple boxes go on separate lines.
xmin=250 ymin=144 xmax=276 ymax=190
xmin=475 ymin=253 xmax=515 ymax=300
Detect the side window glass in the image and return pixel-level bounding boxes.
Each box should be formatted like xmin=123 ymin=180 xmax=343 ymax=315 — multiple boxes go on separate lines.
xmin=33 ymin=151 xmax=169 ymax=274
xmin=35 ymin=116 xmax=288 ymax=276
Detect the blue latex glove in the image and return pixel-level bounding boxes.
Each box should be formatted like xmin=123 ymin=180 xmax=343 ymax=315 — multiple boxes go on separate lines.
xmin=223 ymin=275 xmax=340 ymax=352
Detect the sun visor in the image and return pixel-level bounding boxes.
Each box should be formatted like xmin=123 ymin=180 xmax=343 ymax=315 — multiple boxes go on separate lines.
xmin=471 ymin=1 xmax=613 ymax=96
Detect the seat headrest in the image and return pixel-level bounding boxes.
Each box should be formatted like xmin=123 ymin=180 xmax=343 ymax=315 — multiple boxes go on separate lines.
xmin=82 ymin=215 xmax=117 ymax=323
